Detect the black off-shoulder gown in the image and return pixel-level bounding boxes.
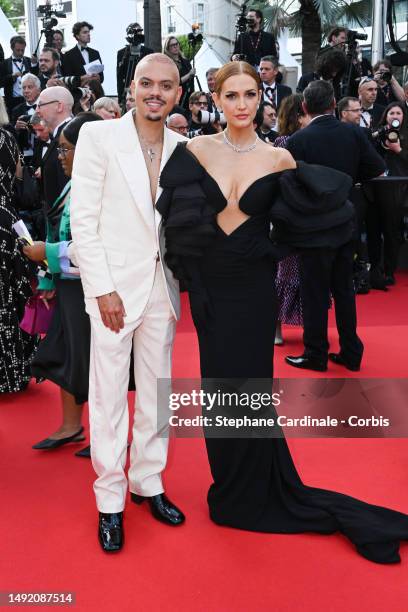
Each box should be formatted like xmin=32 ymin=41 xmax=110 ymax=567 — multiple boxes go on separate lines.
xmin=159 ymin=143 xmax=408 ymax=564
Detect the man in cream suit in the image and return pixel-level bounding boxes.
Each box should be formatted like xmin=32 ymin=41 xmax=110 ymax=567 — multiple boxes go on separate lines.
xmin=70 ymin=54 xmax=186 ymax=552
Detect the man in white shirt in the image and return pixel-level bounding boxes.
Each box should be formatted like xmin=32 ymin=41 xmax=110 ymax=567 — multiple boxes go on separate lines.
xmin=0 ymin=35 xmax=38 ymax=114
xmin=358 ymin=77 xmax=384 ymax=130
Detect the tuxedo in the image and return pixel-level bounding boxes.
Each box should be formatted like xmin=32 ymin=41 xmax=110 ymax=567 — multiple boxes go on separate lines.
xmin=70 ymin=111 xmax=186 ymax=512
xmin=41 ymin=120 xmax=71 ymax=211
xmin=261 ymin=82 xmax=292 ymax=109
xmin=116 ymin=44 xmax=153 ymax=102
xmin=286 ymin=115 xmax=385 ymax=367
xmin=62 ymin=45 xmax=104 ymax=83
xmin=233 ymin=30 xmax=277 ymax=66
xmin=11 ymin=100 xmax=38 ymax=159
xmin=360 ymin=103 xmax=385 ymax=130
xmin=0 ymin=56 xmax=38 ymax=113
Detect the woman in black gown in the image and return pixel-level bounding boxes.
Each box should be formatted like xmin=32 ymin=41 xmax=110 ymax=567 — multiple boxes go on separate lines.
xmin=158 ymin=61 xmax=408 ymax=564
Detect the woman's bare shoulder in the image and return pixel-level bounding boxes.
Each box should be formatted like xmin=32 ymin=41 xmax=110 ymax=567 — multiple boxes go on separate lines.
xmin=186 ymin=134 xmax=222 ymax=160
xmin=264 ymin=144 xmax=296 ymax=172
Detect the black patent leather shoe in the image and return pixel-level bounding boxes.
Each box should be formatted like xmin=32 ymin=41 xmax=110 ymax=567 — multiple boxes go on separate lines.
xmin=130 ymin=493 xmax=185 ymax=526
xmin=98 ymin=512 xmax=123 ymax=552
xmin=328 ymin=353 xmax=360 ymax=372
xmin=384 ymin=275 xmax=395 ymax=286
xmin=32 ymin=426 xmax=85 ymax=450
xmin=285 ymin=355 xmax=327 ymax=372
xmin=75 ymin=445 xmax=91 ymax=458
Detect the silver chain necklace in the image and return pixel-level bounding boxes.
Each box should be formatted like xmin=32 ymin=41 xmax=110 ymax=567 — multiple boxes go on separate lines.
xmin=223 ymin=130 xmax=259 ymax=153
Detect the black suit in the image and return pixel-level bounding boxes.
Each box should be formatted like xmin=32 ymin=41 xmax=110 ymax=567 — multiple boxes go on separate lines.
xmin=261 ymin=82 xmax=292 ymax=110
xmin=116 ymin=45 xmax=153 ymax=103
xmin=0 ymin=56 xmax=38 ymax=113
xmin=233 ymin=30 xmax=277 ymax=66
xmin=62 ymin=45 xmax=104 ymax=83
xmin=41 ymin=120 xmax=71 ymax=212
xmin=11 ymin=101 xmax=38 ymax=158
xmin=360 ymin=103 xmax=385 ymax=130
xmin=286 ymin=115 xmax=385 ymax=366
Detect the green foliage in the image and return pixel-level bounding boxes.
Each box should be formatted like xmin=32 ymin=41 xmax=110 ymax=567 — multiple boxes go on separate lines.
xmin=178 ymin=34 xmax=203 ymax=61
xmin=0 ymin=0 xmax=25 ymax=20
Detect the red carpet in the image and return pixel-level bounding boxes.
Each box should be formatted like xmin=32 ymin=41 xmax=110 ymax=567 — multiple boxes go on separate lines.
xmin=1 ymin=272 xmax=408 ymax=611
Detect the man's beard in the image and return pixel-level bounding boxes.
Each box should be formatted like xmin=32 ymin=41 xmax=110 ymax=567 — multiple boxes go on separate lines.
xmin=144 ymin=113 xmax=163 ymax=122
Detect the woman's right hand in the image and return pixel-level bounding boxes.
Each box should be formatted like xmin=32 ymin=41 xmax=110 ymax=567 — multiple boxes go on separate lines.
xmin=385 ymin=139 xmax=402 ymax=154
xmin=40 ymin=290 xmax=56 ymax=301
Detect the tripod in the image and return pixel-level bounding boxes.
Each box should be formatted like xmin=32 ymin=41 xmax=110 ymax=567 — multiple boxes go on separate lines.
xmin=340 ymin=39 xmax=362 ymax=98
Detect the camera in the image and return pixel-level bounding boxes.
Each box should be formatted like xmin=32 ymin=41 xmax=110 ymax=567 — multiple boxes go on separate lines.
xmin=378 ymin=70 xmax=392 ymax=83
xmin=126 ymin=23 xmax=145 ymax=46
xmin=372 ymin=119 xmax=400 ymax=146
xmin=78 ymin=87 xmax=92 ymax=97
xmin=36 ymin=4 xmax=66 ymax=48
xmin=197 ymin=109 xmax=227 ymax=127
xmin=347 ymin=30 xmax=368 ymax=43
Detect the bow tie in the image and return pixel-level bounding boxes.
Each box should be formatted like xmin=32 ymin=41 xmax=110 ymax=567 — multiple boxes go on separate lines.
xmin=80 ymin=46 xmax=87 ymax=52
xmin=27 ymin=104 xmax=36 ymax=109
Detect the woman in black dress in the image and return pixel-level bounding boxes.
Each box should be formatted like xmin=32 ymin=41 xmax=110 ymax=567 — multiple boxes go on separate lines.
xmin=158 ymin=61 xmax=408 ymax=564
xmin=0 ymin=127 xmax=36 ymax=393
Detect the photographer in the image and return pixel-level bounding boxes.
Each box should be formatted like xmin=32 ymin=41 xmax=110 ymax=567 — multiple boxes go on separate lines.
xmin=163 ymin=36 xmax=195 ymax=109
xmin=38 ymin=47 xmax=61 ymax=89
xmin=117 ymin=23 xmax=153 ymax=106
xmin=188 ymin=91 xmax=222 ymax=137
xmin=367 ymin=102 xmax=408 ymax=287
xmin=233 ymin=8 xmax=277 ymax=67
xmin=12 ymin=74 xmax=41 ymax=163
xmin=297 ymin=50 xmax=346 ymax=101
xmin=373 ymin=59 xmax=405 ymax=107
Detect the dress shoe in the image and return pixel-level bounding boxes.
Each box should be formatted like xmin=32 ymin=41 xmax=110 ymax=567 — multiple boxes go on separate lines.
xmin=130 ymin=493 xmax=185 ymax=526
xmin=384 ymin=274 xmax=395 ymax=286
xmin=370 ymin=269 xmax=388 ymax=291
xmin=75 ymin=445 xmax=91 ymax=458
xmin=285 ymin=355 xmax=327 ymax=372
xmin=98 ymin=512 xmax=123 ymax=552
xmin=32 ymin=426 xmax=85 ymax=450
xmin=328 ymin=353 xmax=360 ymax=372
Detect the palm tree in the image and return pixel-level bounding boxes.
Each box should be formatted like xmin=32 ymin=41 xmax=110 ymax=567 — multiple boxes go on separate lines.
xmin=145 ymin=0 xmax=162 ymax=52
xmin=250 ymin=0 xmax=372 ymax=73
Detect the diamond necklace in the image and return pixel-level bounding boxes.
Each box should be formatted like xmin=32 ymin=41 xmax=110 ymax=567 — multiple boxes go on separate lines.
xmin=223 ymin=130 xmax=259 ymax=153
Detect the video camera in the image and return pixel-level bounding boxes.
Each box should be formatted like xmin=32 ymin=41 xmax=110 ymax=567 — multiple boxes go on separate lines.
xmin=347 ymin=30 xmax=368 ymax=44
xmin=126 ymin=23 xmax=145 ymax=46
xmin=372 ymin=119 xmax=401 ymax=146
xmin=36 ymin=4 xmax=66 ymax=49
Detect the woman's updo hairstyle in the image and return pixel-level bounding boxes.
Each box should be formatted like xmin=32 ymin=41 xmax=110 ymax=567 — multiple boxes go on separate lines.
xmin=214 ymin=61 xmax=261 ymax=95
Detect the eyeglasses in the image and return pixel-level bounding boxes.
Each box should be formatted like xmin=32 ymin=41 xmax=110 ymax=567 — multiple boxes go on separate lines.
xmin=37 ymin=100 xmax=59 ymax=108
xmin=169 ymin=42 xmax=180 ymax=48
xmin=194 ymin=101 xmax=208 ymax=107
xmin=57 ymin=146 xmax=75 ymax=157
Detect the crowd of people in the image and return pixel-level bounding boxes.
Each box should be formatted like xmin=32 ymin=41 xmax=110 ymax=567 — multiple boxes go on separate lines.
xmin=1 ymin=12 xmax=408 ymax=559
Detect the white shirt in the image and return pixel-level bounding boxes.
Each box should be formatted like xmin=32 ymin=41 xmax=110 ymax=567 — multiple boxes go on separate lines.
xmin=360 ymin=105 xmax=373 ymax=128
xmin=262 ymin=81 xmax=276 ymax=104
xmin=12 ymin=55 xmax=25 ymax=98
xmin=77 ymin=43 xmax=89 ymax=66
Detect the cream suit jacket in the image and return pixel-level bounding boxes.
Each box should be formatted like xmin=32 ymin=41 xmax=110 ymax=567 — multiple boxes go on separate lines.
xmin=70 ymin=110 xmax=186 ymax=321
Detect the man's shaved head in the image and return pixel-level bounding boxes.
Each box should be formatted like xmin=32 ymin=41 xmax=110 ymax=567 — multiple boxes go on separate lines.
xmin=134 ymin=52 xmax=179 ymax=82
xmin=40 ymin=85 xmax=74 ymax=107
xmin=37 ymin=85 xmax=73 ymax=131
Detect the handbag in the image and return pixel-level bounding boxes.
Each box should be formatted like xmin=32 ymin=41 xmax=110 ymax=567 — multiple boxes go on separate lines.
xmin=20 ymin=294 xmax=56 ymax=335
